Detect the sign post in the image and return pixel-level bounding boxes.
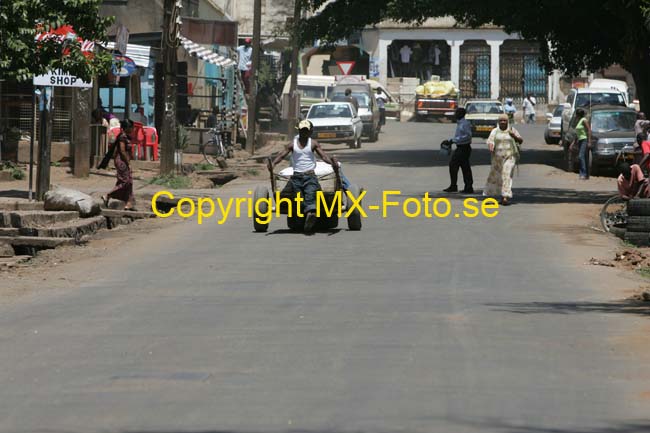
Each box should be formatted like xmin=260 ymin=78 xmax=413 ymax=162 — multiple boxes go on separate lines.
xmin=336 ymin=61 xmax=356 ymax=76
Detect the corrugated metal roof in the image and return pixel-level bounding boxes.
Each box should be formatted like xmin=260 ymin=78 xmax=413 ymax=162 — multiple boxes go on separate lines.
xmin=104 ymin=42 xmax=152 ymax=67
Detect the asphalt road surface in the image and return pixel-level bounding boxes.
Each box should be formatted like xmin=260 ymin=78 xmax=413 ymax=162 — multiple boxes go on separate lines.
xmin=2 ymin=121 xmax=650 ymax=433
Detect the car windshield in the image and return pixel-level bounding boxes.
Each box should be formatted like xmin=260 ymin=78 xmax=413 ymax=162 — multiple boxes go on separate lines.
xmin=466 ymin=103 xmax=504 ymax=114
xmin=553 ymin=106 xmax=564 ymax=117
xmin=299 ymin=85 xmax=327 ymax=99
xmin=307 ymin=104 xmax=353 ymax=119
xmin=575 ymin=92 xmax=625 ymax=107
xmin=590 ymin=111 xmax=636 ymax=133
xmin=331 ymin=93 xmax=370 ymax=108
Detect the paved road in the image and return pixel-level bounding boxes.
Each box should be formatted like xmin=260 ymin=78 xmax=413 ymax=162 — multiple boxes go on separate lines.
xmin=2 ymin=121 xmax=650 ymax=433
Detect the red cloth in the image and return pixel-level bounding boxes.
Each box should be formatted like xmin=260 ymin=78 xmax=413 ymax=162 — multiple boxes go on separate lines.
xmin=642 ymin=141 xmax=650 ymax=170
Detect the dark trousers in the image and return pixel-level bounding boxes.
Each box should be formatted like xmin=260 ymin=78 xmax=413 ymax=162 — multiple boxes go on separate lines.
xmin=449 ymin=145 xmax=473 ymax=189
xmin=379 ymin=108 xmax=386 ymax=126
xmin=288 ymin=173 xmax=321 ymax=213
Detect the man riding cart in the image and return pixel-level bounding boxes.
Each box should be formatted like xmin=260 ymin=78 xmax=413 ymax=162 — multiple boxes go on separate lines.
xmin=253 ymin=120 xmax=363 ymax=233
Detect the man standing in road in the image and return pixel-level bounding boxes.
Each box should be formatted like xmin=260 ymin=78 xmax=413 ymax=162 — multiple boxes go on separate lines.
xmin=344 ymin=88 xmax=359 ymax=113
xmin=523 ymin=94 xmax=537 ymax=124
xmin=269 ymin=120 xmax=339 ymax=233
xmin=237 ymin=38 xmax=253 ymax=94
xmin=444 ymin=108 xmax=474 ymax=194
xmin=376 ymin=88 xmax=387 ymax=129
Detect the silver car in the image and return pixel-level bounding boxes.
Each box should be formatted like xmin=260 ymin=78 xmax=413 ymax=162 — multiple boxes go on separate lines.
xmin=544 ymin=105 xmax=564 ymax=144
xmin=306 ymin=102 xmax=364 ymax=149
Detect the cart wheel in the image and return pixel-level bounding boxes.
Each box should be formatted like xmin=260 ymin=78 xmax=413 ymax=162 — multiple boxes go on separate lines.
xmin=287 ymin=215 xmax=304 ymax=231
xmin=347 ymin=184 xmax=363 ymax=231
xmin=253 ymin=186 xmax=270 ymax=232
xmin=325 ymin=213 xmax=338 ymax=229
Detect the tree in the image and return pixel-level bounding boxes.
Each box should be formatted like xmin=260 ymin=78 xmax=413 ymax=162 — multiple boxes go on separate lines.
xmin=0 ymin=0 xmax=113 ymax=81
xmin=300 ymin=0 xmax=650 ymax=111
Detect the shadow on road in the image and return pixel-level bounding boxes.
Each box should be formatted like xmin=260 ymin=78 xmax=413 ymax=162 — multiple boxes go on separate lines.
xmin=399 ymin=188 xmax=612 ymax=205
xmin=486 ymin=301 xmax=650 ymax=317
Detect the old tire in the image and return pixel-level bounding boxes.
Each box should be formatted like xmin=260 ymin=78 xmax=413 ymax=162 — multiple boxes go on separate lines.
xmin=624 ymin=231 xmax=650 ymax=247
xmin=627 ymin=216 xmax=650 ymax=232
xmin=610 ymin=224 xmax=626 ymax=239
xmin=347 ymin=184 xmax=363 ymax=231
xmin=627 ymin=199 xmax=650 ymax=217
xmin=368 ymin=127 xmax=378 ymax=143
xmin=253 ymin=186 xmax=270 ymax=232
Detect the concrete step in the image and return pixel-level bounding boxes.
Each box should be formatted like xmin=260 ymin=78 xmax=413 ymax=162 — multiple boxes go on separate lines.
xmin=0 ymin=236 xmax=78 ymax=249
xmin=102 ymin=209 xmax=156 ymax=230
xmin=0 ymin=201 xmax=44 ymax=211
xmin=0 ymin=211 xmax=79 ymax=228
xmin=0 ymin=256 xmax=31 ymax=268
xmin=0 ymin=228 xmax=20 ymax=236
xmin=20 ymin=216 xmax=106 ymax=239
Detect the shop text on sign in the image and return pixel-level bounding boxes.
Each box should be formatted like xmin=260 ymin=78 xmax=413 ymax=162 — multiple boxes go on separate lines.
xmin=33 ymin=70 xmax=92 ymax=88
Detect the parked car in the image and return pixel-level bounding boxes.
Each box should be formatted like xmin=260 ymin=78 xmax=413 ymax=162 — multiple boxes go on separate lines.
xmin=464 ymin=100 xmax=505 ymax=137
xmin=331 ymin=78 xmax=380 ymax=142
xmin=560 ymin=88 xmax=628 ymax=143
xmin=563 ymin=105 xmax=637 ymax=175
xmin=544 ymin=105 xmax=564 ymax=144
xmin=306 ymin=102 xmax=363 ymax=149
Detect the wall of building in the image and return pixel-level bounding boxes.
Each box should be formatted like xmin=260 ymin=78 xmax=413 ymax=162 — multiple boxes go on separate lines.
xmin=233 ymin=0 xmax=294 ymax=38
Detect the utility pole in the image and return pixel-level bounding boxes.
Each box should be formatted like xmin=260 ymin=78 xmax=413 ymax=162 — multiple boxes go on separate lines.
xmin=287 ymin=0 xmax=302 ymax=138
xmin=36 ymin=87 xmax=52 ymax=201
xmin=246 ymin=0 xmax=262 ymax=155
xmin=160 ymin=0 xmax=181 ymax=174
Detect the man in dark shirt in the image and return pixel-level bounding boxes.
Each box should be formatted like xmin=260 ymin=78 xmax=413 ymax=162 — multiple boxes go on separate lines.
xmin=444 ymin=108 xmax=474 ymax=194
xmin=344 ymin=88 xmax=359 ymax=112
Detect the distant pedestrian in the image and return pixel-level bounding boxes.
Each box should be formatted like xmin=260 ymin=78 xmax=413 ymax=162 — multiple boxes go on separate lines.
xmin=574 ymin=108 xmax=592 ymax=180
xmin=237 ymin=38 xmax=253 ymax=94
xmin=635 ymin=112 xmax=650 ymax=137
xmin=375 ymin=88 xmax=387 ymax=127
xmin=483 ymin=114 xmax=523 ymax=206
xmin=523 ymin=94 xmax=536 ymax=124
xmin=504 ymin=97 xmax=516 ymax=124
xmin=444 ymin=108 xmax=474 ymax=194
xmin=102 ymin=119 xmax=135 ymax=210
xmin=344 ymin=88 xmax=359 ymax=113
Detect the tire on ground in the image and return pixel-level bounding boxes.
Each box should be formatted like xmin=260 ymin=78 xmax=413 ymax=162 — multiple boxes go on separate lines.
xmin=287 ymin=215 xmax=304 ymax=231
xmin=625 ymin=216 xmax=650 ymax=232
xmin=253 ymin=186 xmax=270 ymax=232
xmin=347 ymin=184 xmax=363 ymax=231
xmin=609 ymin=225 xmax=626 ymax=239
xmin=624 ymin=231 xmax=650 ymax=247
xmin=627 ymin=199 xmax=650 ymax=216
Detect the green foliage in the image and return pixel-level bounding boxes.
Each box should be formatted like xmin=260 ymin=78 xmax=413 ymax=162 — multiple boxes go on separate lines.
xmin=11 ymin=168 xmax=26 ymax=180
xmin=194 ymin=162 xmax=216 ymax=171
xmin=176 ymin=125 xmax=190 ymax=150
xmin=637 ymin=267 xmax=650 ymax=279
xmin=148 ymin=174 xmax=192 ymax=189
xmin=0 ymin=0 xmax=114 ymax=81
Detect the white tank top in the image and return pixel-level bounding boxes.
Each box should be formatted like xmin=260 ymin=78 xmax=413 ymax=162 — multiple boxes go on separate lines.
xmin=291 ymin=137 xmax=317 ymax=173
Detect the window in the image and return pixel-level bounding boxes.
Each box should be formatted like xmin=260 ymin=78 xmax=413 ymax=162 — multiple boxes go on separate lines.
xmin=553 ymin=106 xmax=564 ymax=117
xmin=307 ymin=104 xmax=353 ymax=119
xmin=298 ymin=86 xmax=326 ymax=99
xmin=465 ymin=103 xmax=504 ymax=114
xmin=591 ymin=111 xmax=636 ymax=133
xmin=575 ymin=93 xmax=625 ymax=108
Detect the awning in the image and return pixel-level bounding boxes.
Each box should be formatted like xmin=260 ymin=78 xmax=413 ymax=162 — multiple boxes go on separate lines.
xmin=180 ymin=36 xmax=236 ymax=67
xmin=104 ymin=42 xmax=152 ymax=67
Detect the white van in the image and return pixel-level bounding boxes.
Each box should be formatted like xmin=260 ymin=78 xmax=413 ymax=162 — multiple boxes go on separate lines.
xmin=281 ymin=75 xmax=336 ymax=117
xmin=589 ymin=79 xmax=631 ymax=105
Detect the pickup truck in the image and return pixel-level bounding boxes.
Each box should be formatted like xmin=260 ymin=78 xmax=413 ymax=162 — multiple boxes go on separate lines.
xmin=415 ymin=95 xmax=458 ymax=121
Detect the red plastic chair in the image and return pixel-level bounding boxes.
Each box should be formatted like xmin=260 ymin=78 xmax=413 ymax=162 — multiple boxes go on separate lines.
xmin=143 ymin=126 xmax=159 ymax=161
xmin=131 ymin=121 xmax=146 ymax=160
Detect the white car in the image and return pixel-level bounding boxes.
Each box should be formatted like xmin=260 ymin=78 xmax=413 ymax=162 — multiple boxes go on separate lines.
xmin=560 ymin=88 xmax=628 ymax=143
xmin=544 ymin=105 xmax=564 ymax=144
xmin=306 ymin=102 xmax=363 ymax=149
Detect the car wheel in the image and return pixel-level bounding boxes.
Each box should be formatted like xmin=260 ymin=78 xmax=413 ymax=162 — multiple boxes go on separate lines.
xmin=347 ymin=184 xmax=363 ymax=231
xmin=253 ymin=186 xmax=270 ymax=232
xmin=369 ymin=128 xmax=378 ymax=143
xmin=544 ymin=131 xmax=553 ymax=145
xmin=588 ymin=149 xmax=599 ymax=177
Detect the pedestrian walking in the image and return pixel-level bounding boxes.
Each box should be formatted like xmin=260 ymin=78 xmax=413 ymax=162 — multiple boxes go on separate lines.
xmin=102 ymin=119 xmax=135 ymax=210
xmin=237 ymin=38 xmax=253 ymax=94
xmin=523 ymin=94 xmax=536 ymax=124
xmin=483 ymin=114 xmax=524 ymax=206
xmin=444 ymin=108 xmax=474 ymax=194
xmin=344 ymin=88 xmax=359 ymax=113
xmin=574 ymin=108 xmax=592 ymax=180
xmin=376 ymin=88 xmax=387 ymax=128
xmin=504 ymin=97 xmax=516 ymax=125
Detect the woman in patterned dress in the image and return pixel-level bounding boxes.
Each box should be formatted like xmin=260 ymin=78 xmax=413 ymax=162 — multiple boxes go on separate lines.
xmin=483 ymin=114 xmax=524 ymax=206
xmin=102 ymin=119 xmax=135 ymax=210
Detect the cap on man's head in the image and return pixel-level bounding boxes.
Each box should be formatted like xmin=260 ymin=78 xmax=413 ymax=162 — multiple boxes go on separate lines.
xmin=297 ymin=119 xmax=313 ymax=130
xmin=244 ymin=37 xmax=252 ymax=44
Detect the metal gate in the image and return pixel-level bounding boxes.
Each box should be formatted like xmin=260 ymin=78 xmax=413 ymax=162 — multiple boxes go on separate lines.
xmin=460 ymin=44 xmax=491 ymax=99
xmin=499 ymin=43 xmax=547 ymax=103
xmin=523 ymin=56 xmax=546 ymax=99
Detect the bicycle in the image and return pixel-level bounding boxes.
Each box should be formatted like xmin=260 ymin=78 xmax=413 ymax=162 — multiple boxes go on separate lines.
xmin=201 ymin=128 xmax=233 ymax=165
xmin=599 ymin=146 xmax=636 ymax=233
